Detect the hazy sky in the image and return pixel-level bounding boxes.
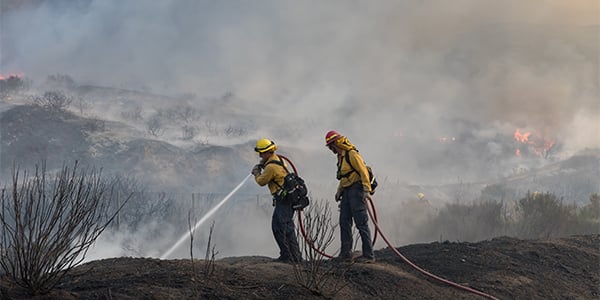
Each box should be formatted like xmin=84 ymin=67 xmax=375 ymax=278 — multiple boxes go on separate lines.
xmin=1 ymin=0 xmax=599 ymax=182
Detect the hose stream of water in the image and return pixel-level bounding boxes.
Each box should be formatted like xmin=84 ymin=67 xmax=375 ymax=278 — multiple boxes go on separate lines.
xmin=160 ymin=173 xmax=252 ymax=259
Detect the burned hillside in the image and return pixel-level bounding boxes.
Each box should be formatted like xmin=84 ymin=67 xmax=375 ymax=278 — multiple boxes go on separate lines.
xmin=1 ymin=234 xmax=598 ymax=299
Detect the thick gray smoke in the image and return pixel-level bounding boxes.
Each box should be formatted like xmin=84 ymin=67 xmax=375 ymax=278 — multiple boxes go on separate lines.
xmin=2 ymin=0 xmax=598 ymax=182
xmin=1 ymin=0 xmax=598 ymax=258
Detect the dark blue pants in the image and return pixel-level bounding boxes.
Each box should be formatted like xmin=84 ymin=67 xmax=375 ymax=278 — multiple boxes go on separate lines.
xmin=272 ymin=201 xmax=301 ymax=261
xmin=339 ymin=183 xmax=374 ymax=259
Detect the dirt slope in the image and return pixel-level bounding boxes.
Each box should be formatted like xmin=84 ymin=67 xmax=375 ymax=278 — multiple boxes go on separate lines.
xmin=1 ymin=234 xmax=598 ymax=299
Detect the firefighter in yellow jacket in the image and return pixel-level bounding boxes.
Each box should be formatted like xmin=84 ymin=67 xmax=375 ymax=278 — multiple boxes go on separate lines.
xmin=325 ymin=130 xmax=375 ymax=263
xmin=252 ymin=139 xmax=302 ymax=263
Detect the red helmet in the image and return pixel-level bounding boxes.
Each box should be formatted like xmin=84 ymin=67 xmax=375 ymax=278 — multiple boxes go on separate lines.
xmin=325 ymin=130 xmax=342 ymax=146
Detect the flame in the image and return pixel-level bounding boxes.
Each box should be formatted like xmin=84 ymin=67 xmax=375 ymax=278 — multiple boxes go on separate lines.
xmin=439 ymin=136 xmax=456 ymax=143
xmin=514 ymin=129 xmax=531 ymax=143
xmin=0 ymin=73 xmax=24 ymax=80
xmin=513 ymin=128 xmax=555 ymax=158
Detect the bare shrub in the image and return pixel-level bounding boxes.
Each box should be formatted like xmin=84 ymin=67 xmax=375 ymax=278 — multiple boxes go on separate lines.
xmin=181 ymin=125 xmax=197 ymax=140
xmin=0 ymin=76 xmax=29 ymax=99
xmin=32 ymin=91 xmax=73 ymax=112
xmin=76 ymin=97 xmax=92 ymax=115
xmin=0 ymin=162 xmax=131 ymax=295
xmin=515 ymin=191 xmax=576 ymax=239
xmin=422 ymin=200 xmax=505 ymax=242
xmin=146 ymin=115 xmax=164 ymax=137
xmin=575 ymin=194 xmax=600 ymax=234
xmin=121 ymin=105 xmax=143 ymax=122
xmin=223 ymin=124 xmax=247 ymax=137
xmin=202 ymin=221 xmax=217 ymax=278
xmin=112 ymin=191 xmax=174 ymax=232
xmin=84 ymin=116 xmax=106 ymax=132
xmin=188 ymin=212 xmax=196 ymax=276
xmin=292 ymin=200 xmax=347 ymax=297
xmin=169 ymin=104 xmax=197 ymax=124
xmin=188 ymin=217 xmax=217 ymax=285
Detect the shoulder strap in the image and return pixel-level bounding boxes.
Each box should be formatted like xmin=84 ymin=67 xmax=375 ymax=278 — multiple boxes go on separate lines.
xmin=338 ymin=149 xmax=358 ymax=178
xmin=264 ymin=157 xmax=290 ymax=174
xmin=345 ymin=150 xmax=357 ymax=172
xmin=264 ymin=157 xmax=289 ymax=189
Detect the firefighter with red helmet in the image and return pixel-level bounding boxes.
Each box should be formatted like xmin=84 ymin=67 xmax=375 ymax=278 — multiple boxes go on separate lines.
xmin=325 ymin=130 xmax=375 ymax=263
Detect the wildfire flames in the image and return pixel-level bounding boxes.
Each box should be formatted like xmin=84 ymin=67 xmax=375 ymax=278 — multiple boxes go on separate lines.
xmin=0 ymin=73 xmax=24 ymax=80
xmin=514 ymin=128 xmax=555 ymax=158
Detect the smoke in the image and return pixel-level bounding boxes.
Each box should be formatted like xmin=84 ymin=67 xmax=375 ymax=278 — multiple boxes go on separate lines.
xmin=1 ymin=0 xmax=598 ymax=257
xmin=3 ymin=0 xmax=597 ymax=166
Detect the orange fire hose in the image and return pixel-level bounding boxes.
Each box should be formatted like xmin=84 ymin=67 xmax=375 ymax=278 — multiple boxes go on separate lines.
xmin=279 ymin=154 xmax=498 ymax=299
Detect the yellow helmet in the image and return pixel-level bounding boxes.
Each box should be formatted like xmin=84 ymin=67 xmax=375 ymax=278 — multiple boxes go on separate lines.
xmin=255 ymin=138 xmax=277 ymax=153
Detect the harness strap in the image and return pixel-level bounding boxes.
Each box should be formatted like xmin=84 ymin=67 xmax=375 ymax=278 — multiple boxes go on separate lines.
xmin=337 ymin=149 xmax=358 ymax=178
xmin=264 ymin=157 xmax=289 ymax=190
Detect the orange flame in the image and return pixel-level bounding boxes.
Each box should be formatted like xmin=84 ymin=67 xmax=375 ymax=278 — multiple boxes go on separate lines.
xmin=439 ymin=136 xmax=456 ymax=143
xmin=514 ymin=129 xmax=531 ymax=143
xmin=0 ymin=73 xmax=24 ymax=80
xmin=514 ymin=128 xmax=555 ymax=158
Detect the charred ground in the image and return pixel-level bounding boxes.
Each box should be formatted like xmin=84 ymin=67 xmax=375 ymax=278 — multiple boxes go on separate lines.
xmin=1 ymin=234 xmax=598 ymax=299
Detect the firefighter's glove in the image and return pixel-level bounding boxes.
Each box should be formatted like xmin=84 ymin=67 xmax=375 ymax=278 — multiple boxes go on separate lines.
xmin=335 ymin=190 xmax=342 ymax=202
xmin=362 ymin=191 xmax=372 ymax=202
xmin=251 ymin=164 xmax=262 ymax=176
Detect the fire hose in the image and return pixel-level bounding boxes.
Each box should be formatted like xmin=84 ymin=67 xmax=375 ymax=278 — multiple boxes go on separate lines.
xmin=278 ymin=154 xmax=498 ymax=300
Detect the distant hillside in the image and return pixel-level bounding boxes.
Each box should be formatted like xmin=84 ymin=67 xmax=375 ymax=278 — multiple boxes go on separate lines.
xmin=0 ymin=104 xmax=255 ymax=192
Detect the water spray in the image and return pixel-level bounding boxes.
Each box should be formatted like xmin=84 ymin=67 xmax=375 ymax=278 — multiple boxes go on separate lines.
xmin=160 ymin=173 xmax=252 ymax=259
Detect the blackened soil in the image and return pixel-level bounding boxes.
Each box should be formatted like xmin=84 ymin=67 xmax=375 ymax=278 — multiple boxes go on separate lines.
xmin=1 ymin=235 xmax=598 ymax=299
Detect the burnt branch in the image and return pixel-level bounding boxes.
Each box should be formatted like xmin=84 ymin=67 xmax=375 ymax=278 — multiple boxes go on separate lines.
xmin=0 ymin=162 xmax=131 ymax=295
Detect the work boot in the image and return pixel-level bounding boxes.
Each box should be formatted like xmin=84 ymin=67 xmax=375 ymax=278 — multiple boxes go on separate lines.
xmin=354 ymin=256 xmax=375 ymax=264
xmin=274 ymin=256 xmax=302 ymax=264
xmin=274 ymin=256 xmax=291 ymax=262
xmin=331 ymin=254 xmax=353 ymax=262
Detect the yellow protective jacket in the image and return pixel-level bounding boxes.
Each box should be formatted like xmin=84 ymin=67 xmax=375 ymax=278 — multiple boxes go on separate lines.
xmin=337 ymin=149 xmax=372 ymax=194
xmin=254 ymin=154 xmax=288 ymax=195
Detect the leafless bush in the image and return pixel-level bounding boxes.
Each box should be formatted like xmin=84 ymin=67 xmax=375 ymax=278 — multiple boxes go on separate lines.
xmin=188 ymin=217 xmax=217 ymax=282
xmin=575 ymin=194 xmax=600 ymax=234
xmin=292 ymin=200 xmax=347 ymax=297
xmin=204 ymin=120 xmax=219 ymax=136
xmin=112 ymin=191 xmax=174 ymax=232
xmin=169 ymin=104 xmax=198 ymax=124
xmin=146 ymin=115 xmax=164 ymax=137
xmin=0 ymin=76 xmax=29 ymax=99
xmin=0 ymin=162 xmax=131 ymax=295
xmin=202 ymin=221 xmax=217 ymax=278
xmin=181 ymin=125 xmax=197 ymax=140
xmin=420 ymin=200 xmax=505 ymax=242
xmin=76 ymin=97 xmax=92 ymax=115
xmin=32 ymin=91 xmax=73 ymax=112
xmin=515 ymin=191 xmax=577 ymax=238
xmin=579 ymin=193 xmax=600 ymax=221
xmin=188 ymin=212 xmax=197 ymax=276
xmin=121 ymin=105 xmax=143 ymax=122
xmin=84 ymin=116 xmax=106 ymax=132
xmin=223 ymin=124 xmax=247 ymax=137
